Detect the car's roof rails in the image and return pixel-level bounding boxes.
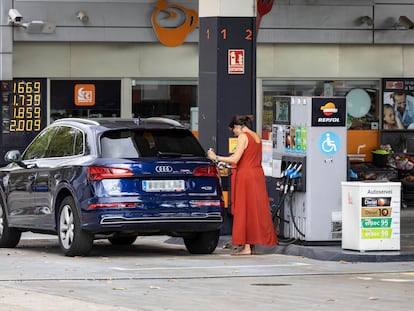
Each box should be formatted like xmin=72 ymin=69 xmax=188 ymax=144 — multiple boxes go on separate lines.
xmin=144 ymin=117 xmax=182 ymax=126
xmin=53 ymin=117 xmax=183 ymax=127
xmin=53 ymin=118 xmax=100 ymax=126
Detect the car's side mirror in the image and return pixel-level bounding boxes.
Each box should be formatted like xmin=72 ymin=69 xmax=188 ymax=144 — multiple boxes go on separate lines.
xmin=4 ymin=150 xmax=27 ymax=168
xmin=5 ymin=150 xmax=21 ymax=162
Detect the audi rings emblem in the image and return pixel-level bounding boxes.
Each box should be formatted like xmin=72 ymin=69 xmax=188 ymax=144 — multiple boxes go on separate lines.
xmin=155 ymin=165 xmax=173 ymax=173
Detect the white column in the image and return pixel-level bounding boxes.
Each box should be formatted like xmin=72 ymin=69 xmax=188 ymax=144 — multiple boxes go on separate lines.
xmin=199 ymin=0 xmax=256 ymax=17
xmin=0 ymin=0 xmax=14 ymax=80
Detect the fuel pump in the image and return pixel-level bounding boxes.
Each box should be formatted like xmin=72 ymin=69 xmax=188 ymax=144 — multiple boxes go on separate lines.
xmin=272 ymin=96 xmax=347 ymax=243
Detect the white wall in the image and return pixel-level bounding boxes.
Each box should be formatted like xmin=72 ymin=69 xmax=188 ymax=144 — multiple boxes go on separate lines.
xmin=12 ymin=41 xmax=414 ymax=131
xmin=13 ymin=42 xmax=199 ymax=78
xmin=257 ymin=44 xmax=412 ymax=78
xmin=14 ymin=42 xmax=414 ymax=79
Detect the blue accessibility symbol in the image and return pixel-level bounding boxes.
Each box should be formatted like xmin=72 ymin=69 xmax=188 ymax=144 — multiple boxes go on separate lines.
xmin=318 ymin=131 xmax=340 ymax=156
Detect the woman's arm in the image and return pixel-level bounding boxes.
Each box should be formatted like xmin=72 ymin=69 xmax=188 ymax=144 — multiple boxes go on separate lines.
xmin=208 ymin=133 xmax=248 ymax=164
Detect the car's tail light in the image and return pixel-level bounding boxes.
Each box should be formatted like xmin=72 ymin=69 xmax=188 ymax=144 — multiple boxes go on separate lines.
xmin=88 ymin=202 xmax=136 ymax=209
xmin=193 ymin=165 xmax=219 ymax=177
xmin=190 ymin=200 xmax=222 ymax=207
xmin=88 ymin=166 xmax=133 ymax=181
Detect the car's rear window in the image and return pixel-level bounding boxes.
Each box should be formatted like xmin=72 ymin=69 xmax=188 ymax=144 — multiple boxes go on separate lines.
xmin=100 ymin=129 xmax=206 ymax=158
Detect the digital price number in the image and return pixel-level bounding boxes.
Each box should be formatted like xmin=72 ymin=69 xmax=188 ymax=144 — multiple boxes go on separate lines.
xmin=10 ymin=80 xmax=43 ymax=132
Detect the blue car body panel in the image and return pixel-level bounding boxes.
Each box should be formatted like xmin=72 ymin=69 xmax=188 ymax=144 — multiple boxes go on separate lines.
xmin=0 ymin=118 xmax=224 ymax=238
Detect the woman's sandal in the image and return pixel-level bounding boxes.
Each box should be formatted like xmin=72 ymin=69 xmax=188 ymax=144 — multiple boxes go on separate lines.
xmin=231 ymin=245 xmax=255 ymax=256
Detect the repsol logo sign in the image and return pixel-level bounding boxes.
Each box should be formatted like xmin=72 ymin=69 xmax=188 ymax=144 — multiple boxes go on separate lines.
xmin=317 ymin=117 xmax=340 ymax=123
xmin=311 ymin=97 xmax=346 ymax=127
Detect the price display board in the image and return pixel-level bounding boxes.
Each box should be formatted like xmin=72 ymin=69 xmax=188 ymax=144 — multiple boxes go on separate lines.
xmin=0 ymin=79 xmax=47 ymax=164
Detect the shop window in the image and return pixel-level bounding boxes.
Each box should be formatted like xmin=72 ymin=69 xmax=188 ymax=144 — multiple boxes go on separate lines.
xmin=262 ymin=80 xmax=380 ymax=133
xmin=131 ymin=81 xmax=197 ymax=129
xmin=262 ymin=80 xmax=381 ymax=162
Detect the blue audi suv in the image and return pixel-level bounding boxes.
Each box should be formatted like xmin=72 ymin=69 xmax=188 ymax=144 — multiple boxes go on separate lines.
xmin=0 ymin=118 xmax=223 ymax=256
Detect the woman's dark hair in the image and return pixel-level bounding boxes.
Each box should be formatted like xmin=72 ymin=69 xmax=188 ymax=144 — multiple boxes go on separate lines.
xmin=228 ymin=115 xmax=254 ymax=128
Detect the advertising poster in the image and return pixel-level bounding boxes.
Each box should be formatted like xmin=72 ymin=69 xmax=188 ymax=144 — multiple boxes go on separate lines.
xmin=382 ymin=78 xmax=414 ymax=130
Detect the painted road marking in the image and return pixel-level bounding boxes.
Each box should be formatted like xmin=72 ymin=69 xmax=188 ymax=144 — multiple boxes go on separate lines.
xmin=110 ymin=263 xmax=311 ymax=271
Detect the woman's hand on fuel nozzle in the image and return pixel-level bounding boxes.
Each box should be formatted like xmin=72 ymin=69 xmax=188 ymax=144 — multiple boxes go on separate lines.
xmin=207 ymin=148 xmax=216 ymax=161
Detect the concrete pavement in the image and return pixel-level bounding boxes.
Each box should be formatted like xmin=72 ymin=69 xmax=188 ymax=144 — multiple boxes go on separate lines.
xmin=2 ymin=206 xmax=414 ymax=311
xmin=0 ymin=233 xmax=413 ymax=311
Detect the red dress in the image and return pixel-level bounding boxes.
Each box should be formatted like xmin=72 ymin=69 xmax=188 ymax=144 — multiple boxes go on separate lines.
xmin=231 ymin=132 xmax=278 ymax=246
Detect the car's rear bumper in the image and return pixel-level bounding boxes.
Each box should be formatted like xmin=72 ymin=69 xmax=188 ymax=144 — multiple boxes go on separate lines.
xmin=81 ymin=211 xmax=223 ymax=234
xmin=100 ymin=214 xmax=223 ymax=225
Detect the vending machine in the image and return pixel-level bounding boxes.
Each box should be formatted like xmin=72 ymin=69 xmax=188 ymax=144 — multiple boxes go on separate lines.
xmin=272 ymin=96 xmax=347 ymax=243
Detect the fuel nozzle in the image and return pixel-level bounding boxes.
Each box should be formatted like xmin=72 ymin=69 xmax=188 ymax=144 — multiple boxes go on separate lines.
xmin=290 ymin=163 xmax=302 ymax=179
xmin=283 ymin=162 xmax=298 ymax=194
xmin=285 ymin=163 xmax=297 ymax=178
xmin=287 ymin=162 xmax=303 ymax=193
xmin=281 ymin=163 xmax=293 ymax=177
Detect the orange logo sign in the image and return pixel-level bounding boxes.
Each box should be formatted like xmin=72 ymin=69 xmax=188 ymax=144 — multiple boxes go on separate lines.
xmin=74 ymin=84 xmax=95 ymax=106
xmin=151 ymin=0 xmax=198 ymax=47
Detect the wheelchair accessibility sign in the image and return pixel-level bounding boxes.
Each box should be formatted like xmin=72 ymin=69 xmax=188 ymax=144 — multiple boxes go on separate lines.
xmin=318 ymin=131 xmax=340 ymax=156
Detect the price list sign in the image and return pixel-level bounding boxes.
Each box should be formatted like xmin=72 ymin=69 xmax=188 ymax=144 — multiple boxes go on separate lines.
xmin=1 ymin=79 xmax=47 ymax=156
xmin=342 ymin=181 xmax=400 ymax=251
xmin=360 ymin=197 xmax=393 ymax=239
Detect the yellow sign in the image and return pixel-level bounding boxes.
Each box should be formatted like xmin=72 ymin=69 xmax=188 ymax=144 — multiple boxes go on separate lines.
xmin=361 ymin=208 xmax=392 ymax=218
xmin=361 ymin=228 xmax=392 ymax=239
xmin=228 ymin=137 xmax=237 ymax=153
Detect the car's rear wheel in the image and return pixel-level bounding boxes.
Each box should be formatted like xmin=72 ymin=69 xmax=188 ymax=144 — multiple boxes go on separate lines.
xmin=58 ymin=196 xmax=93 ymax=257
xmin=183 ymin=230 xmax=220 ymax=254
xmin=108 ymin=235 xmax=138 ymax=245
xmin=0 ymin=204 xmax=21 ymax=248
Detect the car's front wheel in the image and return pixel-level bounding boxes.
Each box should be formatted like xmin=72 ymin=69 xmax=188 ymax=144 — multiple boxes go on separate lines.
xmin=183 ymin=230 xmax=220 ymax=254
xmin=58 ymin=196 xmax=93 ymax=257
xmin=0 ymin=204 xmax=21 ymax=248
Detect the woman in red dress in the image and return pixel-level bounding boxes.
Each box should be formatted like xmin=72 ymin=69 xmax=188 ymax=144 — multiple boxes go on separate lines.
xmin=207 ymin=115 xmax=278 ymax=255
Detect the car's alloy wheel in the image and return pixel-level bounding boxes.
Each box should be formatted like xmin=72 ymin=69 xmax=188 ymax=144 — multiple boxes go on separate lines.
xmin=0 ymin=204 xmax=21 ymax=248
xmin=183 ymin=230 xmax=220 ymax=254
xmin=58 ymin=196 xmax=93 ymax=257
